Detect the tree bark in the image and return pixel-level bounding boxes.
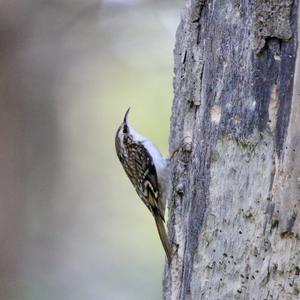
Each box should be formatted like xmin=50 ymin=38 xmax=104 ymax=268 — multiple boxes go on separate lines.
xmin=164 ymin=1 xmax=299 ymax=299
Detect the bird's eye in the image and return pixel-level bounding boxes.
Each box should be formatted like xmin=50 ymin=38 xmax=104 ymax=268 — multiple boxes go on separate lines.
xmin=123 ymin=125 xmax=128 ymax=134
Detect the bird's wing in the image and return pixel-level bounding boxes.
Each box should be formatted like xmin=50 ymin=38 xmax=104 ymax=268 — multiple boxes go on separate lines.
xmin=127 ymin=142 xmax=164 ymax=219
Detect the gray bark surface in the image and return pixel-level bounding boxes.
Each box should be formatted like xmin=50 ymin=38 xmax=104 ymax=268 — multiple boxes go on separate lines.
xmin=164 ymin=1 xmax=299 ymax=299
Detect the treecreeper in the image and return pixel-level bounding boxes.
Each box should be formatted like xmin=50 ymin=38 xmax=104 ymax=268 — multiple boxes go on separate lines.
xmin=115 ymin=108 xmax=172 ymax=263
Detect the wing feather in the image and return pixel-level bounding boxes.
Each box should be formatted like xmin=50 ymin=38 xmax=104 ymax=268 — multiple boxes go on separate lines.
xmin=126 ymin=142 xmax=163 ymax=218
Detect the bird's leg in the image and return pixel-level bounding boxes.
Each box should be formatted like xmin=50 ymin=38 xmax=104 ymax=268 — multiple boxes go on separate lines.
xmin=170 ymin=136 xmax=193 ymax=159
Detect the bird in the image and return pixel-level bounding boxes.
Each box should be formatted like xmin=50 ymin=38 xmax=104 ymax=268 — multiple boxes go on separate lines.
xmin=115 ymin=108 xmax=172 ymax=263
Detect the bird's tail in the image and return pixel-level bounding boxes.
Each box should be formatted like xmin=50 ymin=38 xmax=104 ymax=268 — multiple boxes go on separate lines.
xmin=154 ymin=212 xmax=172 ymax=264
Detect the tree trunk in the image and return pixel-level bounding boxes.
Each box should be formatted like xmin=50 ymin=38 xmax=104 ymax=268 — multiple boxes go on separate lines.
xmin=164 ymin=1 xmax=299 ymax=299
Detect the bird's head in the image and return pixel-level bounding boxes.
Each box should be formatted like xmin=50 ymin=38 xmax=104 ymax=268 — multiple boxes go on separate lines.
xmin=115 ymin=108 xmax=133 ymax=153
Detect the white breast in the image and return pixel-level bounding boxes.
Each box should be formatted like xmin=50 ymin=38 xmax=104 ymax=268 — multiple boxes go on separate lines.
xmin=128 ymin=125 xmax=167 ymax=176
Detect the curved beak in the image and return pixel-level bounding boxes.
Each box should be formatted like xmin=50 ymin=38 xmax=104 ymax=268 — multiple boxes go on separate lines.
xmin=123 ymin=107 xmax=130 ymax=124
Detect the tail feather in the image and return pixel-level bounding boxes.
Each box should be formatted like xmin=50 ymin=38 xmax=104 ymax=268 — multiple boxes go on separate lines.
xmin=154 ymin=213 xmax=172 ymax=264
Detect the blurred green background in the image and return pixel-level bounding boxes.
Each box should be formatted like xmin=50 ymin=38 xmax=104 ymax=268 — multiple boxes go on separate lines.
xmin=0 ymin=0 xmax=180 ymax=299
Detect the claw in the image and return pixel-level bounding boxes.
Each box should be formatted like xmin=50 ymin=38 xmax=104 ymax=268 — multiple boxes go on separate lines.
xmin=170 ymin=135 xmax=193 ymax=158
